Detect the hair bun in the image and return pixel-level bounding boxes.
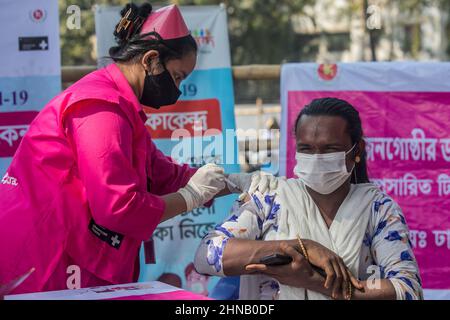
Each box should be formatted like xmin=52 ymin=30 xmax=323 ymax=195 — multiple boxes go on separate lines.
xmin=138 ymin=3 xmax=152 ymax=19
xmin=119 ymin=3 xmax=137 ymax=18
xmin=113 ymin=2 xmax=153 ymax=44
xmin=133 ymin=3 xmax=152 ymax=36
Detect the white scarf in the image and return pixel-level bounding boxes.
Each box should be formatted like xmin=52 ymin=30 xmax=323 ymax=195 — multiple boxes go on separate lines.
xmin=240 ymin=179 xmax=381 ymax=300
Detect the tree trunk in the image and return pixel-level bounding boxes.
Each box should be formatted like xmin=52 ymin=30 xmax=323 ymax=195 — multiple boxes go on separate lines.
xmin=363 ymin=0 xmax=377 ymax=61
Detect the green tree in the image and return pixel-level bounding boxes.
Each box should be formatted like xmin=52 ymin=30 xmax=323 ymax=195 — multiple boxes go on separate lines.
xmin=177 ymin=0 xmax=313 ymax=103
xmin=59 ymin=0 xmax=134 ymax=65
xmin=59 ymin=0 xmax=313 ymax=66
xmin=391 ymin=0 xmax=449 ymax=59
xmin=178 ymin=0 xmax=313 ymax=65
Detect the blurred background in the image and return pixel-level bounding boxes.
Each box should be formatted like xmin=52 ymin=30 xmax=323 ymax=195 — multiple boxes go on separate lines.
xmin=59 ymin=0 xmax=450 ymax=173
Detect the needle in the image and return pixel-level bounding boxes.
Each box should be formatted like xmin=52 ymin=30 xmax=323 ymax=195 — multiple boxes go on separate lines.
xmin=225 ymin=177 xmax=249 ymax=202
xmin=225 ymin=177 xmax=240 ymax=192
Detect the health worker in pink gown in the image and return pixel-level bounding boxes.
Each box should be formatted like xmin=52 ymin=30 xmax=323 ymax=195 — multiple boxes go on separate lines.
xmin=0 ymin=3 xmax=275 ymax=295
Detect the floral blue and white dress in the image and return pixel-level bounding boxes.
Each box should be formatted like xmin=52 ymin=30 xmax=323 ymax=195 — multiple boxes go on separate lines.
xmin=194 ymin=179 xmax=423 ymax=300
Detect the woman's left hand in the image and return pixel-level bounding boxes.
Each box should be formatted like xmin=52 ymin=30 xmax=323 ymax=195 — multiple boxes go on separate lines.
xmin=302 ymin=239 xmax=363 ymax=299
xmin=244 ymin=242 xmax=315 ymax=288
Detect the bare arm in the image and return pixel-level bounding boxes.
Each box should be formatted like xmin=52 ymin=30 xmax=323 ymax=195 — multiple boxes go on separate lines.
xmin=194 ymin=194 xmax=275 ymax=276
xmin=246 ymin=243 xmax=393 ymax=300
xmin=223 ymin=238 xmax=298 ymax=275
xmin=160 ymin=192 xmax=188 ymax=222
xmin=195 ymin=191 xmax=359 ymax=300
xmin=304 ymin=272 xmax=396 ymax=300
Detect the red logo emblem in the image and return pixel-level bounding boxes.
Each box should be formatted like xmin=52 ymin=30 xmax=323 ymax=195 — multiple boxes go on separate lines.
xmin=318 ymin=63 xmax=338 ymax=81
xmin=33 ymin=10 xmax=43 ymax=20
xmin=30 ymin=9 xmax=46 ymax=23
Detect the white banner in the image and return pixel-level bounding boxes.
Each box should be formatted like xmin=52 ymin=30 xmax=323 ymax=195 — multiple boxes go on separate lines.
xmin=94 ymin=4 xmax=231 ymax=70
xmin=95 ymin=5 xmax=239 ymax=298
xmin=0 ymin=0 xmax=61 ymax=175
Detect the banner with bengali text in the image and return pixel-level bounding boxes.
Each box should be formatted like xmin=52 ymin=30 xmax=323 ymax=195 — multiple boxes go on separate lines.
xmin=280 ymin=62 xmax=450 ymax=300
xmin=95 ymin=5 xmax=239 ymax=297
xmin=0 ymin=0 xmax=61 ymax=176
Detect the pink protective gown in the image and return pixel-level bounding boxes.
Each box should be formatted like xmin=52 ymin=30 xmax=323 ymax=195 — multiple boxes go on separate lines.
xmin=0 ymin=63 xmax=196 ymax=294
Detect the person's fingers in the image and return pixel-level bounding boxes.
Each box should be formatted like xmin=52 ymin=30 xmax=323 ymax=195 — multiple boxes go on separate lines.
xmin=259 ymin=175 xmax=270 ymax=194
xmin=269 ymin=176 xmax=278 ymax=190
xmin=348 ymin=271 xmax=363 ymax=289
xmin=214 ymin=166 xmax=225 ymax=173
xmin=204 ymin=163 xmax=224 ymax=173
xmin=331 ymin=260 xmax=343 ymax=300
xmin=337 ymin=259 xmax=349 ymax=299
xmin=246 ymin=264 xmax=277 ymax=276
xmin=247 ymin=173 xmax=260 ymax=194
xmin=211 ymin=167 xmax=225 ymax=175
xmin=211 ymin=172 xmax=225 ymax=180
xmin=323 ymin=261 xmax=335 ymax=289
xmin=245 ymin=264 xmax=267 ymax=272
xmin=280 ymin=242 xmax=302 ymax=263
xmin=203 ymin=163 xmax=218 ymax=170
xmin=206 ymin=174 xmax=225 ymax=188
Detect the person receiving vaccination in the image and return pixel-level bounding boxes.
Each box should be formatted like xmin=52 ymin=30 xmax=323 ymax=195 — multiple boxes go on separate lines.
xmin=195 ymin=98 xmax=422 ymax=300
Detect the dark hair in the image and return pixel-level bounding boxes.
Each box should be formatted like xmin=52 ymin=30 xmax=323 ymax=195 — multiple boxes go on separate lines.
xmin=294 ymin=97 xmax=370 ymax=184
xmin=109 ymin=2 xmax=197 ymax=64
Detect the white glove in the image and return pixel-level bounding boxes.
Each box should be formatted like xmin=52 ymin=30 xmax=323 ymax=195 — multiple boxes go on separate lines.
xmin=226 ymin=171 xmax=279 ymax=195
xmin=178 ymin=163 xmax=226 ymax=212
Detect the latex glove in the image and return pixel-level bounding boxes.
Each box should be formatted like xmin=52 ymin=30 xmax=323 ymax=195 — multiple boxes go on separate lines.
xmin=178 ymin=163 xmax=226 ymax=212
xmin=227 ymin=171 xmax=279 ymax=195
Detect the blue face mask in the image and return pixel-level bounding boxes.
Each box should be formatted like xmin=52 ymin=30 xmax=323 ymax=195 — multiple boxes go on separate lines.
xmin=140 ymin=64 xmax=181 ymax=109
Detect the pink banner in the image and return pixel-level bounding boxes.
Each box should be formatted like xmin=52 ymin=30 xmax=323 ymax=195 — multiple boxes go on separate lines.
xmin=0 ymin=111 xmax=38 ymax=158
xmin=286 ymin=90 xmax=450 ymax=290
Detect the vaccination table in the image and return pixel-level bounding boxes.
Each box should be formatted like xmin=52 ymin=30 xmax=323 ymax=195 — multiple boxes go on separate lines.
xmin=4 ymin=281 xmax=211 ymax=300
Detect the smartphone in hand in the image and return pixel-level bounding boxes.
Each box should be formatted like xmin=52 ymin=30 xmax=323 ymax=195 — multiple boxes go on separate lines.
xmin=260 ymin=254 xmax=327 ymax=278
xmin=260 ymin=253 xmax=293 ymax=266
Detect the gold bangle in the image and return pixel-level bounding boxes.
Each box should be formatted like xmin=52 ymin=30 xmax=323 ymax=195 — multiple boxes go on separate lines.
xmin=296 ymin=235 xmax=309 ymax=261
xmin=347 ymin=281 xmax=353 ymax=300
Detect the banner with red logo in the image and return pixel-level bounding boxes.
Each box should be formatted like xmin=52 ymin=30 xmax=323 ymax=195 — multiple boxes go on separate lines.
xmin=280 ymin=62 xmax=450 ymax=299
xmin=0 ymin=0 xmax=61 ymax=176
xmin=95 ymin=5 xmax=239 ymax=297
xmin=143 ymin=99 xmax=222 ymax=139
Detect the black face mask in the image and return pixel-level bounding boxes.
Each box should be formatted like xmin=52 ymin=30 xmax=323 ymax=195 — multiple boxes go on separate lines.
xmin=139 ymin=66 xmax=182 ymax=109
